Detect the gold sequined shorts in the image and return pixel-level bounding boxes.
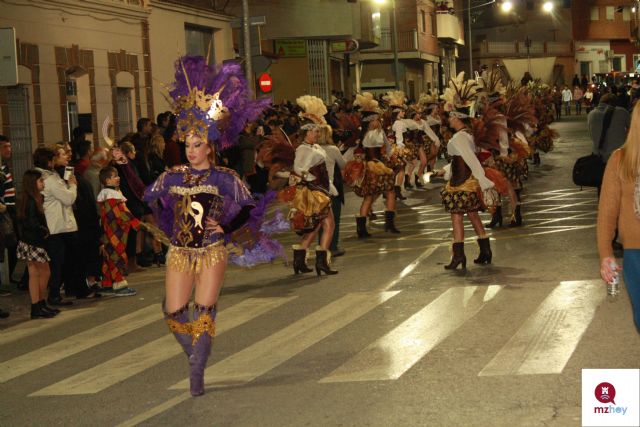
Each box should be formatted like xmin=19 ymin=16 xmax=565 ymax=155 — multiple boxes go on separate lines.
xmin=166 ymin=242 xmax=227 ymax=274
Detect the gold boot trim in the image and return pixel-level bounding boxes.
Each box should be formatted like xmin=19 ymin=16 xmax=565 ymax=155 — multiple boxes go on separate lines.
xmin=190 ymin=313 xmax=216 ymax=345
xmin=166 ymin=318 xmax=192 ymax=335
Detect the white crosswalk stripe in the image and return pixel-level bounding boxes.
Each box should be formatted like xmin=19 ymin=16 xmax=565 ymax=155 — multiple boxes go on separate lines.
xmin=0 ymin=307 xmax=97 ymax=345
xmin=479 ymin=280 xmax=604 ymax=376
xmin=0 ymin=305 xmax=159 ymax=384
xmin=320 ymin=285 xmax=502 ymax=383
xmin=169 ymin=291 xmax=400 ymax=390
xmin=30 ymin=297 xmax=297 ymax=396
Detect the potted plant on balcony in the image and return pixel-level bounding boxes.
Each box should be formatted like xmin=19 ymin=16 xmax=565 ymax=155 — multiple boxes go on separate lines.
xmin=436 ymin=1 xmax=455 ymax=14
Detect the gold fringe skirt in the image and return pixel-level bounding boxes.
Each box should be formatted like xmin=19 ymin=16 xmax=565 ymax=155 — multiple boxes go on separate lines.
xmin=353 ymin=161 xmax=394 ymax=197
xmin=166 ymin=242 xmax=227 ymax=274
xmin=440 ymin=178 xmax=483 ymax=214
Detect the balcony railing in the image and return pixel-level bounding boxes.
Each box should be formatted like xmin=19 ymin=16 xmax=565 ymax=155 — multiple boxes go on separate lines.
xmin=364 ymin=29 xmax=418 ymax=52
xmin=113 ymin=0 xmax=148 ymax=7
xmin=436 ymin=13 xmax=461 ymax=41
xmin=478 ymin=40 xmax=574 ymax=57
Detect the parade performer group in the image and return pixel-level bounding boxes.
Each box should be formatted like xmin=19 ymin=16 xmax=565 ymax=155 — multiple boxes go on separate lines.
xmin=135 ymin=54 xmax=556 ymax=396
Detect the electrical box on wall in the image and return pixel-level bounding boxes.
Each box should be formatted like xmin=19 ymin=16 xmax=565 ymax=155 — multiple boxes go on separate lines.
xmin=0 ymin=27 xmax=18 ymax=87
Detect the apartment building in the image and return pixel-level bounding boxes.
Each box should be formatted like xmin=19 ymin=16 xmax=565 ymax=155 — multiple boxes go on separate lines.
xmin=356 ymin=0 xmax=451 ymax=99
xmin=459 ymin=0 xmax=574 ymax=86
xmin=227 ymin=0 xmax=464 ymax=102
xmin=572 ymin=1 xmax=637 ymax=77
xmin=0 ymin=0 xmax=234 ymax=183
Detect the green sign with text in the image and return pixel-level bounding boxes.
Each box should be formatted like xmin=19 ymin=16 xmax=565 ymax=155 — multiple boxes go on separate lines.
xmin=274 ymin=40 xmax=307 ymax=57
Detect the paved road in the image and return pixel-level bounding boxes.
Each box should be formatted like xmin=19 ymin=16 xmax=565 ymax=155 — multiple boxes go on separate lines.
xmin=1 ymin=115 xmax=638 ymax=426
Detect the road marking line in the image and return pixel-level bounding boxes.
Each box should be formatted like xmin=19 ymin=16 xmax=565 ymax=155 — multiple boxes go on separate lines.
xmin=0 ymin=305 xmax=159 ymax=384
xmin=478 ymin=280 xmax=604 ymax=377
xmin=383 ymin=245 xmax=441 ymax=289
xmin=169 ymin=291 xmax=400 ymax=390
xmin=29 ymin=297 xmax=296 ymax=396
xmin=0 ymin=308 xmax=96 ymax=346
xmin=115 ymin=393 xmax=192 ymax=427
xmin=320 ymin=286 xmax=502 ymax=383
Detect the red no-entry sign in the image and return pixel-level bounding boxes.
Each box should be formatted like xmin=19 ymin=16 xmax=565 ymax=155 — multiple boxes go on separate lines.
xmin=258 ymin=73 xmax=273 ymax=93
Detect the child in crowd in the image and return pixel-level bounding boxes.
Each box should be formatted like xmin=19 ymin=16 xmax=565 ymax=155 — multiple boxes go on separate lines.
xmin=97 ymin=166 xmax=139 ymax=296
xmin=16 ymin=169 xmax=59 ymax=318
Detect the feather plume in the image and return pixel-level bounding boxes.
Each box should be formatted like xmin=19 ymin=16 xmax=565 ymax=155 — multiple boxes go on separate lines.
xmin=441 ymin=71 xmax=479 ymax=108
xmin=296 ymin=95 xmax=327 ymax=124
xmin=483 ymin=167 xmax=509 ymax=195
xmin=479 ymin=70 xmax=505 ymax=95
xmin=335 ymin=112 xmax=360 ymax=132
xmin=256 ymin=134 xmax=295 ymax=171
xmin=169 ymin=56 xmax=271 ymax=151
xmin=383 ymin=90 xmax=407 ymax=107
xmin=505 ymin=88 xmax=538 ymax=134
xmin=342 ymin=160 xmax=365 ymax=186
xmin=354 ymin=92 xmax=380 ymax=112
xmin=504 ymin=81 xmax=520 ymax=99
xmin=471 ymin=106 xmax=507 ymax=151
xmin=417 ymin=91 xmax=439 ymax=107
xmin=510 ymin=138 xmax=531 ymax=158
xmin=334 ymin=112 xmax=361 ymax=147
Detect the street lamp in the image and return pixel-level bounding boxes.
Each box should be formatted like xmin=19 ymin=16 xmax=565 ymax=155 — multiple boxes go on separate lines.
xmin=542 ymin=1 xmax=554 ymax=13
xmin=375 ymin=0 xmax=400 ymax=90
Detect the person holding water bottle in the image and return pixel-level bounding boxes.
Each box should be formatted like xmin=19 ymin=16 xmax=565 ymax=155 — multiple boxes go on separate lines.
xmin=597 ymin=103 xmax=640 ymax=333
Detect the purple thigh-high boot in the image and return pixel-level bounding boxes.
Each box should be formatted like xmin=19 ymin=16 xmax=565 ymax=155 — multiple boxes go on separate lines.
xmin=163 ymin=302 xmax=193 ymax=360
xmin=190 ymin=302 xmax=217 ymax=396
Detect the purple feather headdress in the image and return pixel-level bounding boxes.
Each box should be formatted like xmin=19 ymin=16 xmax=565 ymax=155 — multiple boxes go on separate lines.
xmin=169 ymin=56 xmax=271 ymax=151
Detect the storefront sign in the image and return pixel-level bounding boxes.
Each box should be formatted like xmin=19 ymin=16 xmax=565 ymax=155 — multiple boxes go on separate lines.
xmin=274 ymin=40 xmax=306 ymax=57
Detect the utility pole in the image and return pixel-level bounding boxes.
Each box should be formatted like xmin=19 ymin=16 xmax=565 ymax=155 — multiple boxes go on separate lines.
xmin=242 ymin=0 xmax=253 ymax=90
xmin=525 ymin=36 xmax=531 ymax=73
xmin=467 ymin=0 xmax=473 ymax=76
xmin=391 ymin=0 xmax=400 ymax=89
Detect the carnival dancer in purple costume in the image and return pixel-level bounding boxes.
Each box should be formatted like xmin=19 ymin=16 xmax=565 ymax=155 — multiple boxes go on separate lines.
xmin=144 ymin=56 xmax=282 ymax=397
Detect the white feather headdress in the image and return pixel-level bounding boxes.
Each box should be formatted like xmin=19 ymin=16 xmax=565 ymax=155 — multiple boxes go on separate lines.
xmin=441 ymin=72 xmax=479 ymax=111
xmin=354 ymin=92 xmax=380 ymax=113
xmin=383 ymin=90 xmax=407 ymax=108
xmin=418 ymin=90 xmax=439 ymax=108
xmin=296 ymin=95 xmax=327 ymax=124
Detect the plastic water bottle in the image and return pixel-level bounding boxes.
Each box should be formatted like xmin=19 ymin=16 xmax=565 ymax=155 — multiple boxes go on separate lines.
xmin=607 ymin=261 xmax=619 ymax=299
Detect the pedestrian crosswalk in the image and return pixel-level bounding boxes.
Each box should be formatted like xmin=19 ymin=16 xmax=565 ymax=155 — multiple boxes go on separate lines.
xmin=0 ymin=307 xmax=97 ymax=346
xmin=1 ymin=280 xmax=612 ymax=401
xmin=31 ymin=296 xmax=297 ymax=396
xmin=320 ymin=286 xmax=502 ymax=383
xmin=170 ymin=291 xmax=399 ymax=390
xmin=0 ymin=305 xmax=159 ymax=384
xmin=479 ymin=280 xmax=604 ymax=377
